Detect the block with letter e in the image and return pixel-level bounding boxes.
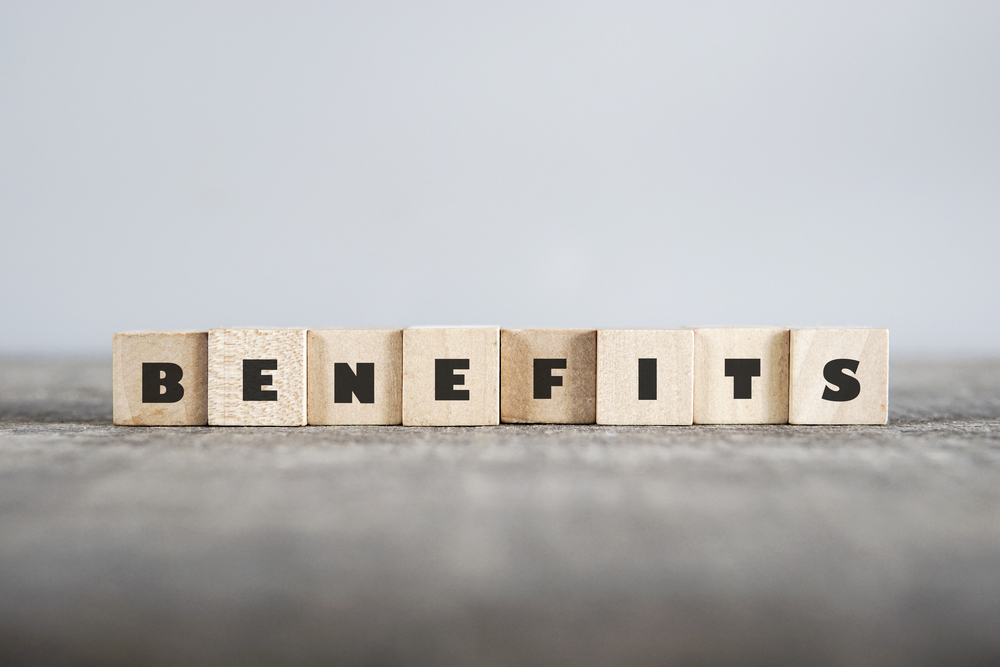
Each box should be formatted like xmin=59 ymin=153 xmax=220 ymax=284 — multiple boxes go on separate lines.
xmin=402 ymin=327 xmax=499 ymax=426
xmin=596 ymin=329 xmax=693 ymax=425
xmin=501 ymin=329 xmax=597 ymax=424
xmin=308 ymin=329 xmax=402 ymax=425
xmin=113 ymin=331 xmax=208 ymax=425
xmin=208 ymin=329 xmax=307 ymax=426
xmin=694 ymin=328 xmax=789 ymax=424
xmin=789 ymin=328 xmax=888 ymax=425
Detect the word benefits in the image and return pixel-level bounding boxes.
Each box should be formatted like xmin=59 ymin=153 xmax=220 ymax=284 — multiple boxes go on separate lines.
xmin=113 ymin=327 xmax=888 ymax=427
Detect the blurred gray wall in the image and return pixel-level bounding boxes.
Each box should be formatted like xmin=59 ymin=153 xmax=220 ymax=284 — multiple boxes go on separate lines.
xmin=2 ymin=1 xmax=998 ymax=354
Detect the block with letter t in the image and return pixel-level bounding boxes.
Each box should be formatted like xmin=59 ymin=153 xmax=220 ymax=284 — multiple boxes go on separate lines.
xmin=401 ymin=327 xmax=499 ymax=426
xmin=307 ymin=329 xmax=402 ymax=425
xmin=113 ymin=331 xmax=208 ymax=425
xmin=789 ymin=328 xmax=888 ymax=425
xmin=208 ymin=329 xmax=307 ymax=426
xmin=694 ymin=328 xmax=789 ymax=424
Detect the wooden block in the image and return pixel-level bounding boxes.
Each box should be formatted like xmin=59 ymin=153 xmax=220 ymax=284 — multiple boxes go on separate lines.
xmin=307 ymin=329 xmax=402 ymax=425
xmin=208 ymin=329 xmax=307 ymax=426
xmin=112 ymin=331 xmax=208 ymax=425
xmin=402 ymin=327 xmax=499 ymax=426
xmin=693 ymin=328 xmax=789 ymax=424
xmin=789 ymin=328 xmax=889 ymax=425
xmin=596 ymin=329 xmax=694 ymax=425
xmin=500 ymin=329 xmax=596 ymax=424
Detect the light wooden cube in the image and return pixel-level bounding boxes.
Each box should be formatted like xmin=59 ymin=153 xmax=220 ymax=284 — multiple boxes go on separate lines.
xmin=789 ymin=328 xmax=889 ymax=425
xmin=208 ymin=329 xmax=307 ymax=426
xmin=500 ymin=329 xmax=597 ymax=424
xmin=694 ymin=328 xmax=789 ymax=424
xmin=596 ymin=329 xmax=694 ymax=425
xmin=112 ymin=331 xmax=208 ymax=426
xmin=402 ymin=327 xmax=500 ymax=426
xmin=307 ymin=329 xmax=402 ymax=425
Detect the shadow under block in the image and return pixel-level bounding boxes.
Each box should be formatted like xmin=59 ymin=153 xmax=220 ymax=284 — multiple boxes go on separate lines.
xmin=307 ymin=329 xmax=402 ymax=425
xmin=789 ymin=329 xmax=889 ymax=425
xmin=596 ymin=329 xmax=694 ymax=425
xmin=208 ymin=329 xmax=307 ymax=426
xmin=694 ymin=328 xmax=789 ymax=424
xmin=112 ymin=331 xmax=208 ymax=425
xmin=402 ymin=327 xmax=500 ymax=426
xmin=500 ymin=329 xmax=597 ymax=424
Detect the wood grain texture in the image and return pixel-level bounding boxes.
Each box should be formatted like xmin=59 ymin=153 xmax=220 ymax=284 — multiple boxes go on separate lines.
xmin=789 ymin=328 xmax=889 ymax=425
xmin=500 ymin=329 xmax=596 ymax=424
xmin=112 ymin=331 xmax=207 ymax=425
xmin=402 ymin=327 xmax=500 ymax=426
xmin=208 ymin=329 xmax=307 ymax=426
xmin=694 ymin=328 xmax=789 ymax=424
xmin=307 ymin=329 xmax=402 ymax=425
xmin=596 ymin=329 xmax=694 ymax=425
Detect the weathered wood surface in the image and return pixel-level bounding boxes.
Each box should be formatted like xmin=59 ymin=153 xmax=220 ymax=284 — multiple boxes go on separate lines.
xmin=1 ymin=356 xmax=999 ymax=666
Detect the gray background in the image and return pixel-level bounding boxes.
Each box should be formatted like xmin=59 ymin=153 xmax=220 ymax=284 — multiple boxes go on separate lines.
xmin=2 ymin=1 xmax=998 ymax=354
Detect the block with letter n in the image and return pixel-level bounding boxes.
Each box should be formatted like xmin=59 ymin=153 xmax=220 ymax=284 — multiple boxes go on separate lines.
xmin=307 ymin=329 xmax=402 ymax=425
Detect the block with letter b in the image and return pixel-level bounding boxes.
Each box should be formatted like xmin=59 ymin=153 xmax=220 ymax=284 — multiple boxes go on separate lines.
xmin=596 ymin=329 xmax=694 ymax=425
xmin=402 ymin=327 xmax=500 ymax=426
xmin=208 ymin=328 xmax=307 ymax=426
xmin=307 ymin=329 xmax=402 ymax=425
xmin=500 ymin=329 xmax=597 ymax=424
xmin=694 ymin=328 xmax=789 ymax=424
xmin=789 ymin=328 xmax=889 ymax=425
xmin=113 ymin=331 xmax=208 ymax=425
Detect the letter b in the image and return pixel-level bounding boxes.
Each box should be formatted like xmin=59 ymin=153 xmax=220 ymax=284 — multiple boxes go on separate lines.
xmin=142 ymin=363 xmax=184 ymax=403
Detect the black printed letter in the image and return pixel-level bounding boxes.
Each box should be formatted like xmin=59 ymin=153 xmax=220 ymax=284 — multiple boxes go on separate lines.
xmin=142 ymin=362 xmax=184 ymax=403
xmin=534 ymin=359 xmax=567 ymax=399
xmin=334 ymin=363 xmax=375 ymax=403
xmin=725 ymin=358 xmax=760 ymax=399
xmin=638 ymin=358 xmax=657 ymax=400
xmin=243 ymin=359 xmax=278 ymax=401
xmin=435 ymin=359 xmax=470 ymax=400
xmin=822 ymin=359 xmax=861 ymax=402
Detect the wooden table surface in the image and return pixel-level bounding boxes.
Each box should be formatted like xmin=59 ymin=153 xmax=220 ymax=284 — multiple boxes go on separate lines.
xmin=1 ymin=356 xmax=998 ymax=666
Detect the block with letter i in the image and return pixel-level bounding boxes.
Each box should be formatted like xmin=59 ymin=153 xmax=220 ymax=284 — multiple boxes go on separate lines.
xmin=113 ymin=331 xmax=208 ymax=425
xmin=501 ymin=329 xmax=597 ymax=424
xmin=308 ymin=329 xmax=402 ymax=425
xmin=208 ymin=329 xmax=307 ymax=426
xmin=789 ymin=329 xmax=888 ymax=425
xmin=694 ymin=328 xmax=789 ymax=424
xmin=402 ymin=327 xmax=500 ymax=426
xmin=596 ymin=329 xmax=694 ymax=425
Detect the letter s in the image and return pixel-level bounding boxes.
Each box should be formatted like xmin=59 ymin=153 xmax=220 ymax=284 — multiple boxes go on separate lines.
xmin=822 ymin=359 xmax=861 ymax=402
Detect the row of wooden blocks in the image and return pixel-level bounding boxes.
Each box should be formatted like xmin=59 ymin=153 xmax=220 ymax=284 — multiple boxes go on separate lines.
xmin=113 ymin=327 xmax=888 ymax=426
